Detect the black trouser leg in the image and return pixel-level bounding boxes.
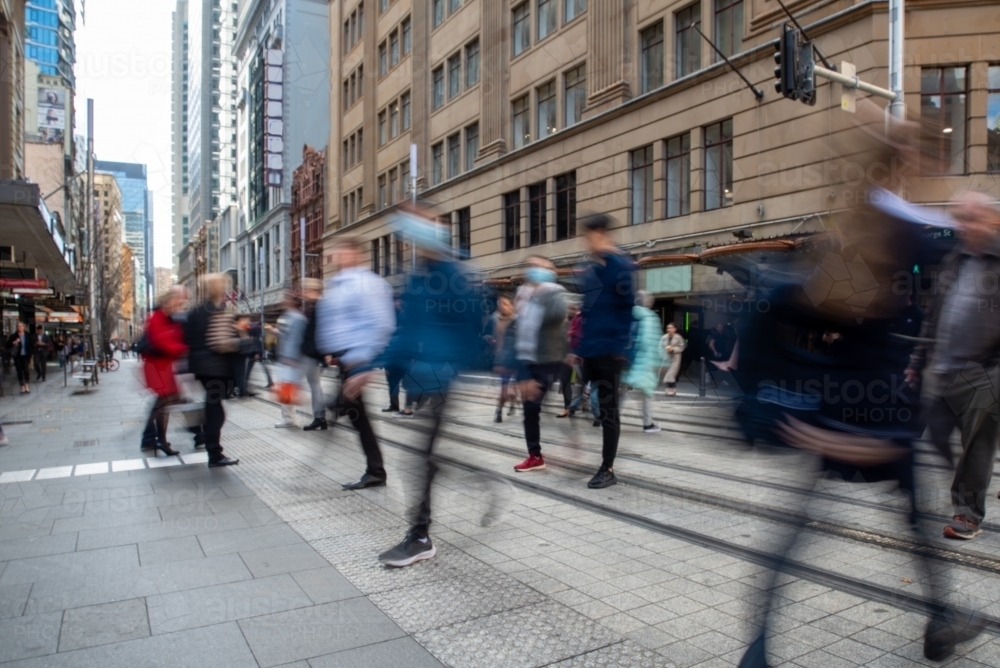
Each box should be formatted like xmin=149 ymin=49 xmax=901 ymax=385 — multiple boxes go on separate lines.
xmin=412 ymin=390 xmax=448 ymax=537
xmin=14 ymin=356 xmax=29 ymax=384
xmin=584 ymin=355 xmax=623 ymax=469
xmin=34 ymin=352 xmax=46 ymax=380
xmin=559 ymin=363 xmax=573 ymax=409
xmin=341 ymin=390 xmax=386 ymax=479
xmin=198 ymin=377 xmax=229 ymax=459
xmin=523 ymin=363 xmax=558 ymax=457
xmin=386 ymin=366 xmax=403 ymax=410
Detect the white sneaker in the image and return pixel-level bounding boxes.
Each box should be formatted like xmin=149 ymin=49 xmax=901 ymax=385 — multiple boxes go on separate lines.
xmin=274 ymin=421 xmax=297 ymax=429
xmin=0 ymin=435 xmax=8 ymax=445
xmin=643 ymin=424 xmax=661 ymax=433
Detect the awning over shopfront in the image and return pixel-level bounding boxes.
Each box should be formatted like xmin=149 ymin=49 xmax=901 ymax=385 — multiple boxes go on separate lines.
xmin=0 ymin=179 xmax=78 ymax=296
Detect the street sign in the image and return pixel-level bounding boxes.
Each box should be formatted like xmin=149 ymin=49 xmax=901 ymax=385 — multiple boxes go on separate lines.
xmin=841 ymin=62 xmax=857 ymax=113
xmin=0 ymin=278 xmax=48 ymax=289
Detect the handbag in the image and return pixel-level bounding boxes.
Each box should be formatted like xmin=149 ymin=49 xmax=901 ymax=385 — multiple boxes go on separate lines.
xmin=274 ymin=381 xmax=298 ymax=405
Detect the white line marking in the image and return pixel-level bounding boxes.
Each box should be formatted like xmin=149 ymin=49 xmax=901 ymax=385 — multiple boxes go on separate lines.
xmin=74 ymin=462 xmax=109 ymax=476
xmin=0 ymin=470 xmax=36 ymax=483
xmin=111 ymin=459 xmax=147 ymax=472
xmin=34 ymin=466 xmax=74 ymax=480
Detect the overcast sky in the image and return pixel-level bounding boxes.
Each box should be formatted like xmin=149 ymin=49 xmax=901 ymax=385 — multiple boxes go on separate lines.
xmin=75 ymin=0 xmax=175 ymax=269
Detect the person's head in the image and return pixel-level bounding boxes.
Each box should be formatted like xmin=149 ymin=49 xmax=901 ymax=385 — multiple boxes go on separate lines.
xmin=581 ymin=213 xmax=615 ymax=253
xmin=16 ymin=321 xmax=25 ymax=334
xmin=497 ymin=294 xmax=514 ymax=316
xmin=636 ymin=290 xmax=654 ymax=309
xmin=159 ymin=285 xmax=187 ymax=315
xmin=952 ymin=191 xmax=1000 ymax=252
xmin=35 ymin=325 xmax=43 ymax=333
xmin=281 ymin=290 xmax=298 ymax=311
xmin=331 ymin=237 xmax=363 ymax=271
xmin=525 ymin=255 xmax=557 ymax=285
xmin=715 ymin=323 xmax=725 ymax=333
xmin=301 ymin=278 xmax=323 ymax=302
xmin=201 ymin=273 xmax=230 ymax=305
xmin=667 ymin=322 xmax=678 ymax=335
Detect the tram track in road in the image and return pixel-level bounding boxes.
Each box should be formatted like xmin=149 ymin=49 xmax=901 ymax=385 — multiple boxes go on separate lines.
xmin=243 ymin=389 xmax=1000 ymax=636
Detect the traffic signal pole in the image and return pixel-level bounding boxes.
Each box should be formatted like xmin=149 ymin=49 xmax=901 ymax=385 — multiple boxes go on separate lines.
xmin=813 ymin=66 xmax=896 ymax=102
xmin=887 ymin=0 xmax=906 ymax=119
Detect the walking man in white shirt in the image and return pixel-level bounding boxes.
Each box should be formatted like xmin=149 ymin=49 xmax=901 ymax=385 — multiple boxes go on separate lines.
xmin=315 ymin=237 xmax=396 ymax=490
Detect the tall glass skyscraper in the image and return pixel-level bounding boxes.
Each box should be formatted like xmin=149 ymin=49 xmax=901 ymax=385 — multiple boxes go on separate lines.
xmin=95 ymin=161 xmax=153 ymax=311
xmin=25 ymin=0 xmax=76 ymax=86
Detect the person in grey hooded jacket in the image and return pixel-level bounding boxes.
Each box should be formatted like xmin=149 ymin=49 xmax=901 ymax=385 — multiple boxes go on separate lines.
xmin=513 ymin=255 xmax=568 ymax=472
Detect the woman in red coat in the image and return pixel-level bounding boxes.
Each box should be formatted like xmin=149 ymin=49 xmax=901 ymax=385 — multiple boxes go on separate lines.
xmin=142 ymin=287 xmax=189 ymax=456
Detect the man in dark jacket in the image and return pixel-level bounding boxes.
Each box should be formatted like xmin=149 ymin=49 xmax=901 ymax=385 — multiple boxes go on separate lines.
xmin=907 ymin=191 xmax=1000 ymax=540
xmin=572 ymin=213 xmax=636 ymax=489
xmin=33 ymin=326 xmax=52 ymax=381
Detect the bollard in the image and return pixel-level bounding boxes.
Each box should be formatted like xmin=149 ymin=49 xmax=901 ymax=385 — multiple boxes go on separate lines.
xmin=699 ymin=356 xmax=706 ymax=397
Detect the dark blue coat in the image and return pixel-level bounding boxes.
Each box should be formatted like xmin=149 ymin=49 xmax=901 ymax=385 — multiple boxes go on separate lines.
xmin=577 ymin=250 xmax=637 ymax=359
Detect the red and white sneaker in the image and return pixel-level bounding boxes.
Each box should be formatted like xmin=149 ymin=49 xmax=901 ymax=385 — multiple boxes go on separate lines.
xmin=514 ymin=454 xmax=546 ymax=472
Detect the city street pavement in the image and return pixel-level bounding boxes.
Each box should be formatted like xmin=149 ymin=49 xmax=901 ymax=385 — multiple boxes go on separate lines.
xmin=0 ymin=358 xmax=998 ymax=666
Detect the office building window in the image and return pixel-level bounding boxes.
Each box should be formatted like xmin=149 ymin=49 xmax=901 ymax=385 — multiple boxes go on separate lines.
xmin=465 ymin=122 xmax=479 ymax=171
xmin=676 ymin=3 xmax=701 ymax=78
xmin=989 ymin=66 xmax=1000 ymax=172
xmin=630 ymin=145 xmax=654 ymax=224
xmin=640 ymin=21 xmax=664 ymax=94
xmin=394 ymin=232 xmax=405 ymax=272
xmin=401 ymin=160 xmax=411 ymax=197
xmin=389 ymin=100 xmax=399 ymax=138
xmin=921 ymin=67 xmax=967 ymax=175
xmin=555 ymin=171 xmax=577 ymax=240
xmin=379 ymin=41 xmax=388 ymax=76
xmin=401 ymin=91 xmax=411 ymax=129
xmin=343 ymin=20 xmax=350 ymax=53
xmin=343 ymin=80 xmax=349 ymax=109
xmin=465 ymin=39 xmax=480 ymax=87
xmin=371 ymin=239 xmax=380 ymax=274
xmin=538 ymin=0 xmax=556 ymax=40
xmin=528 ymin=182 xmax=547 ymax=246
xmin=666 ymin=132 xmax=691 ymax=218
xmin=390 ymin=30 xmax=399 ymax=66
xmin=565 ymin=0 xmax=585 ymax=22
xmin=389 ymin=167 xmax=398 ymax=204
xmin=379 ymin=0 xmax=388 ymax=13
xmin=448 ymin=53 xmax=462 ymax=99
xmin=342 ymin=139 xmax=349 ymax=170
xmin=402 ymin=17 xmax=412 ymax=54
xmin=714 ymin=0 xmax=743 ymax=59
xmin=564 ymin=64 xmax=586 ymax=127
xmin=704 ymin=118 xmax=733 ymax=210
xmin=432 ymin=67 xmax=445 ymax=109
xmin=537 ymin=81 xmax=557 ymax=138
xmin=358 ymin=4 xmax=364 ymax=34
xmin=349 ymin=134 xmax=356 ymax=165
xmin=381 ymin=236 xmax=392 ymax=275
xmin=449 ymin=0 xmax=461 ymax=13
xmin=432 ymin=142 xmax=444 ymax=185
xmin=457 ymin=207 xmax=471 ymax=257
xmin=378 ymin=110 xmax=387 ymax=145
xmin=513 ymin=3 xmax=530 ymax=56
xmin=378 ymin=174 xmax=387 ymax=209
xmin=357 ymin=129 xmax=363 ymax=160
xmin=512 ymin=95 xmax=531 ymax=149
xmin=448 ymin=133 xmax=461 ymax=178
xmin=433 ymin=0 xmax=445 ymax=27
xmin=503 ymin=191 xmax=521 ymax=250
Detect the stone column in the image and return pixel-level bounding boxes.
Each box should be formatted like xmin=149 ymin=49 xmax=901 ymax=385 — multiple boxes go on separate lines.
xmin=586 ymin=0 xmax=633 ymax=116
xmin=479 ymin=0 xmax=510 ymax=162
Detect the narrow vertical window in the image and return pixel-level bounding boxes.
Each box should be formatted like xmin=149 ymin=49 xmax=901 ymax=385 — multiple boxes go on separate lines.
xmin=465 ymin=122 xmax=479 ymax=171
xmin=537 ymin=81 xmax=557 ymax=138
xmin=704 ymin=119 xmax=734 ymax=210
xmin=432 ymin=67 xmax=444 ymax=109
xmin=528 ymin=182 xmax=547 ymax=246
xmin=448 ymin=53 xmax=462 ymax=99
xmin=503 ymin=191 xmax=521 ymax=250
xmin=921 ymin=67 xmax=968 ymax=175
xmin=512 ymin=3 xmax=531 ymax=56
xmin=640 ymin=22 xmax=664 ymax=94
xmin=512 ymin=95 xmax=531 ymax=149
xmin=630 ymin=145 xmax=654 ymax=224
xmin=676 ymin=3 xmax=702 ymax=78
xmin=465 ymin=39 xmax=480 ymax=87
xmin=555 ymin=171 xmax=576 ymax=240
xmin=432 ymin=142 xmax=444 ymax=185
xmin=666 ymin=133 xmax=691 ymax=218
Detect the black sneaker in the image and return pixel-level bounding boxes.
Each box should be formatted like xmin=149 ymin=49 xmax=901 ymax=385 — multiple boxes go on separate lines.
xmin=924 ymin=609 xmax=988 ymax=661
xmin=378 ymin=531 xmax=436 ymax=568
xmin=587 ymin=467 xmax=617 ymax=489
xmin=208 ymin=457 xmax=240 ymax=468
xmin=381 ymin=405 xmax=399 ymax=412
xmin=494 ymin=408 xmax=502 ymax=423
xmin=303 ymin=418 xmax=328 ymax=431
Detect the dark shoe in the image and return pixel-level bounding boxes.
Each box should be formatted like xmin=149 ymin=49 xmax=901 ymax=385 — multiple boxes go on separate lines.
xmin=592 ymin=419 xmax=601 ymax=427
xmin=643 ymin=424 xmax=661 ymax=433
xmin=154 ymin=441 xmax=179 ymax=457
xmin=303 ymin=418 xmax=328 ymax=431
xmin=382 ymin=405 xmax=399 ymax=412
xmin=208 ymin=457 xmax=240 ymax=467
xmin=342 ymin=472 xmax=387 ymax=490
xmin=193 ymin=433 xmax=206 ymax=448
xmin=923 ymin=609 xmax=988 ymax=661
xmin=140 ymin=440 xmax=158 ymax=450
xmin=587 ymin=467 xmax=617 ymax=489
xmin=398 ymin=410 xmax=414 ymax=418
xmin=943 ymin=515 xmax=982 ymax=540
xmin=507 ymin=404 xmax=516 ymax=416
xmin=378 ymin=530 xmax=436 ymax=567
xmin=494 ymin=408 xmax=502 ymax=423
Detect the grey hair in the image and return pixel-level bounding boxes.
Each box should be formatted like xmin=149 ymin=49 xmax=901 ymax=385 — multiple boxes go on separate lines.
xmin=635 ymin=290 xmax=654 ymax=308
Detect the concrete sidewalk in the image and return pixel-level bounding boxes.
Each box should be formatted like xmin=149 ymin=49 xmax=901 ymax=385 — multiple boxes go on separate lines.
xmin=0 ymin=358 xmax=441 ymax=667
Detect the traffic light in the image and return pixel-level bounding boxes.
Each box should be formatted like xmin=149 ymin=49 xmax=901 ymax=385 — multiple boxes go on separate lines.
xmin=797 ymin=41 xmax=817 ymax=106
xmin=774 ymin=24 xmax=797 ymax=99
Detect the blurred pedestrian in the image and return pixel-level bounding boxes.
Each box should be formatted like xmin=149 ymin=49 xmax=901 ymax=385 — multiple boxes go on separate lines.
xmin=183 ymin=273 xmax=242 ymax=468
xmin=33 ymin=325 xmax=51 ymax=381
xmin=907 ymin=190 xmax=1000 ymax=541
xmin=316 ymin=237 xmax=395 ymax=490
xmin=141 ymin=286 xmax=189 ymax=457
xmin=661 ymin=322 xmax=685 ymax=395
xmin=274 ymin=291 xmax=306 ymax=429
xmin=623 ymin=291 xmax=662 ymax=433
xmin=570 ymin=213 xmax=636 ymax=489
xmin=485 ymin=294 xmax=517 ymax=422
xmin=512 ymin=256 xmax=567 ymax=472
xmin=299 ymin=278 xmax=331 ymax=431
xmin=6 ymin=321 xmax=33 ymax=394
xmin=378 ymin=208 xmax=485 ymax=567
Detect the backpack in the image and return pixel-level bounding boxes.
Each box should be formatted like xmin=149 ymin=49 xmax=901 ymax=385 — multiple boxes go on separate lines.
xmin=134 ymin=331 xmax=153 ymax=357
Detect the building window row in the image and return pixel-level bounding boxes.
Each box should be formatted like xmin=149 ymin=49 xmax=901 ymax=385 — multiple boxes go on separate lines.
xmin=432 ymin=0 xmax=463 ymax=29
xmin=378 ymin=15 xmax=411 ymax=77
xmin=510 ymin=64 xmax=585 ymax=150
xmin=431 ymin=38 xmax=479 ymax=111
xmin=378 ymin=90 xmax=411 ymax=146
xmin=343 ymin=3 xmax=365 ymax=54
xmin=512 ymin=0 xmax=587 ymax=59
xmin=342 ymin=186 xmax=364 ymax=225
xmin=342 ymin=127 xmax=363 ymax=170
xmin=342 ymin=63 xmax=364 ymax=111
xmin=370 ymin=233 xmax=412 ymax=276
xmin=376 ymin=158 xmax=413 ymax=210
xmin=502 ymin=171 xmax=577 ymax=251
xmin=431 ymin=122 xmax=479 ymax=185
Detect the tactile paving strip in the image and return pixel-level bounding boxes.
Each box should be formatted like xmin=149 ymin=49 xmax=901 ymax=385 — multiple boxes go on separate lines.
xmin=288 ymin=509 xmax=406 ymax=541
xmin=548 ymin=641 xmax=678 ymax=667
xmin=414 ymin=600 xmax=618 ymax=668
xmin=369 ymin=570 xmax=546 ymax=633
